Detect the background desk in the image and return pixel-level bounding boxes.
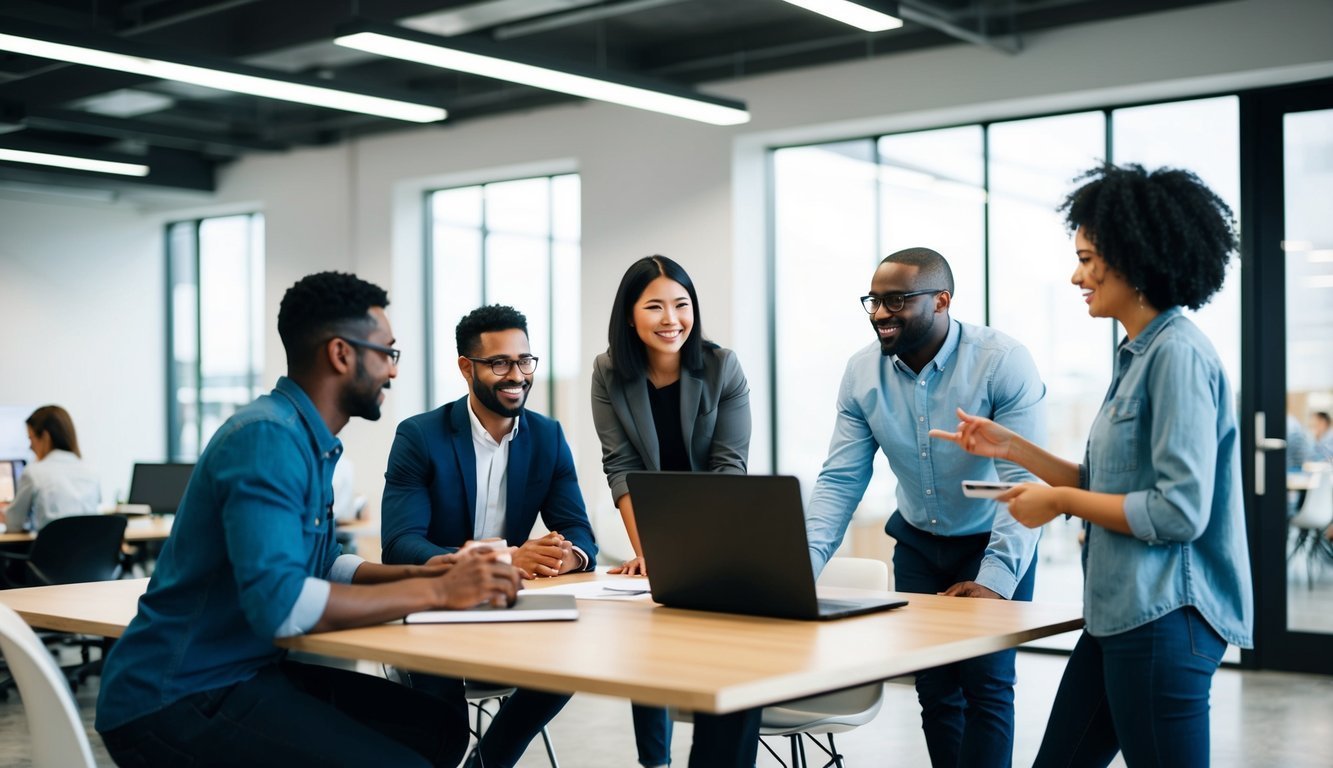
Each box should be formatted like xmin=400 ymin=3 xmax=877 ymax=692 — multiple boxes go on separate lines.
xmin=0 ymin=574 xmax=1083 ymax=714
xmin=0 ymin=515 xmax=174 ymax=545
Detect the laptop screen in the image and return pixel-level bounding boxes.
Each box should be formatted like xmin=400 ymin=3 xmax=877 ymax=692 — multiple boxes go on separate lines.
xmin=127 ymin=462 xmax=195 ymax=516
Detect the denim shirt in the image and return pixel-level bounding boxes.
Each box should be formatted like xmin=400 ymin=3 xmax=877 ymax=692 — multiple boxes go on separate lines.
xmin=96 ymin=377 xmax=364 ymax=732
xmin=806 ymin=320 xmax=1047 ymax=598
xmin=1079 ymin=308 xmax=1253 ymax=647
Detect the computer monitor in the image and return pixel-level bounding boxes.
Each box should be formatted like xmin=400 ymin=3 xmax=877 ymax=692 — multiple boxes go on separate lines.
xmin=127 ymin=462 xmax=195 ymax=516
xmin=0 ymin=458 xmax=23 ymax=504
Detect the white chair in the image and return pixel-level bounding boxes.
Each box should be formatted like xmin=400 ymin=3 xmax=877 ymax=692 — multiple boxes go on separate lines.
xmin=1289 ymin=465 xmax=1333 ymax=589
xmin=759 ymin=557 xmax=889 ymax=768
xmin=0 ymin=603 xmax=97 ymax=768
xmin=670 ymin=557 xmax=889 ymax=768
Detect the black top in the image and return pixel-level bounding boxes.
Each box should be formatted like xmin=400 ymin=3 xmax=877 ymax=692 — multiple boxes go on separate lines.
xmin=646 ymin=379 xmax=689 ymax=472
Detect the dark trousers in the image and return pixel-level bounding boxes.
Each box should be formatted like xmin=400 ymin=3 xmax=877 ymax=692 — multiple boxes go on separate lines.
xmin=688 ymin=707 xmax=763 ymax=768
xmin=632 ymin=703 xmax=673 ymax=765
xmin=886 ymin=511 xmax=1036 ymax=768
xmin=99 ymin=660 xmax=469 ymax=767
xmin=1033 ymin=607 xmax=1225 ymax=768
xmin=403 ymin=671 xmax=570 ymax=768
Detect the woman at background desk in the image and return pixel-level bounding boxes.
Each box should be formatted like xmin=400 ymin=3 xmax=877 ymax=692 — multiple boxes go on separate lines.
xmin=933 ymin=164 xmax=1252 ymax=768
xmin=591 ymin=254 xmax=752 ymax=768
xmin=3 ymin=405 xmax=101 ymax=533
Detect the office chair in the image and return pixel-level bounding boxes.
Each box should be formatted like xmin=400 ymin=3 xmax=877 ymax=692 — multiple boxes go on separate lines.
xmin=1289 ymin=464 xmax=1333 ymax=589
xmin=0 ymin=514 xmax=127 ymax=694
xmin=0 ymin=603 xmax=98 ymax=767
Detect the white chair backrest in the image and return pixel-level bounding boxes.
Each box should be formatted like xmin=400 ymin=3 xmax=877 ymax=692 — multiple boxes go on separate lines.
xmin=817 ymin=557 xmax=890 ymax=591
xmin=0 ymin=604 xmax=96 ymax=768
xmin=1292 ymin=467 xmax=1333 ymax=530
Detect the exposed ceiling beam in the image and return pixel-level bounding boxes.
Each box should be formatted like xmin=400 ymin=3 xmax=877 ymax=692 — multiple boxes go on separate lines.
xmin=22 ymin=107 xmax=287 ymax=154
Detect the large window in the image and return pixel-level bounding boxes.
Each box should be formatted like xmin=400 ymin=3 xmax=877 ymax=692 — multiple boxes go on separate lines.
xmin=166 ymin=213 xmax=265 ymax=460
xmin=426 ymin=174 xmax=581 ymax=424
xmin=772 ymin=97 xmax=1241 ymax=646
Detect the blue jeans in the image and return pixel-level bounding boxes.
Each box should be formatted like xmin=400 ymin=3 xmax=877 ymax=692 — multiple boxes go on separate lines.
xmin=403 ymin=671 xmax=570 ymax=768
xmin=632 ymin=703 xmax=673 ymax=765
xmin=99 ymin=660 xmax=468 ymax=767
xmin=1033 ymin=607 xmax=1225 ymax=768
xmin=887 ymin=511 xmax=1036 ymax=768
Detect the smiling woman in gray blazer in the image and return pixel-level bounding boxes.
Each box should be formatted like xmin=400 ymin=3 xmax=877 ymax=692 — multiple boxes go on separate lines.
xmin=591 ymin=254 xmax=752 ymax=767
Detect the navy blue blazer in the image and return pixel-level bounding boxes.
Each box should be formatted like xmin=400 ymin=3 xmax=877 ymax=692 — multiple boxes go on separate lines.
xmin=380 ymin=396 xmax=597 ymax=568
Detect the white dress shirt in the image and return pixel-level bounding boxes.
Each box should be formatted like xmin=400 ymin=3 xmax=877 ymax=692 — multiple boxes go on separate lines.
xmin=3 ymin=450 xmax=101 ymax=532
xmin=467 ymin=395 xmax=519 ymax=541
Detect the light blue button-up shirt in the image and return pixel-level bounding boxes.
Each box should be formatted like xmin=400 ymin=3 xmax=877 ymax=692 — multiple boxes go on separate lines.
xmin=1079 ymin=308 xmax=1253 ymax=646
xmin=806 ymin=319 xmax=1046 ymax=598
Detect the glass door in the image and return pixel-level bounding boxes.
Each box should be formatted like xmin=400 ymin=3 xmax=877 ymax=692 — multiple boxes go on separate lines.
xmin=1243 ymin=79 xmax=1333 ymax=674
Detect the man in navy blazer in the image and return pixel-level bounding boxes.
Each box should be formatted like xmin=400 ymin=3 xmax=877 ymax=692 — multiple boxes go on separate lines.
xmin=382 ymin=304 xmax=596 ymax=768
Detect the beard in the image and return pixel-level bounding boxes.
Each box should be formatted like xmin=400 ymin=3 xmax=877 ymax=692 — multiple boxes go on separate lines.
xmin=872 ymin=311 xmax=935 ymax=358
xmin=472 ymin=372 xmax=530 ymax=418
xmin=341 ymin=355 xmax=390 ymax=421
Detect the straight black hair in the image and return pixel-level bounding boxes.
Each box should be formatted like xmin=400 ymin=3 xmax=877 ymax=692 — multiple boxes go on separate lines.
xmin=606 ymin=255 xmax=710 ymax=381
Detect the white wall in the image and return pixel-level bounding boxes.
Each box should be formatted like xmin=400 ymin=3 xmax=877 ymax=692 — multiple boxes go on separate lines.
xmin=1 ymin=0 xmax=1330 ymax=551
xmin=0 ymin=195 xmax=164 ymax=503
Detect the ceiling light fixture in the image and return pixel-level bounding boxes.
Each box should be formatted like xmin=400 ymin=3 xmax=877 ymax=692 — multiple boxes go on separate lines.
xmin=0 ymin=146 xmax=149 ymax=176
xmin=335 ymin=23 xmax=749 ymax=126
xmin=0 ymin=20 xmax=446 ymax=123
xmin=779 ymin=0 xmax=903 ymax=32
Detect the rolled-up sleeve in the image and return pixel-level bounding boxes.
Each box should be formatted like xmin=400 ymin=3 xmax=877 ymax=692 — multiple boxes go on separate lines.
xmin=979 ymin=345 xmax=1047 ymax=598
xmin=212 ymin=421 xmax=325 ymax=640
xmin=1123 ymin=341 xmax=1219 ymax=544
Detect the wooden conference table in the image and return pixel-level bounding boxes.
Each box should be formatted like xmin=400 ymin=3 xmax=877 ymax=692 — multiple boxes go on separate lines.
xmin=0 ymin=572 xmax=1082 ymax=713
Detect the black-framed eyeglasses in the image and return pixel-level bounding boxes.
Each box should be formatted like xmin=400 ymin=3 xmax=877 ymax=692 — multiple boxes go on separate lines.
xmin=466 ymin=356 xmax=540 ymax=376
xmin=860 ymin=289 xmax=945 ymax=314
xmin=338 ymin=337 xmax=401 ymax=366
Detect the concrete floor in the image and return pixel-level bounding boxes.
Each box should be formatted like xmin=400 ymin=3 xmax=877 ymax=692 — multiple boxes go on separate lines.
xmin=3 ymin=642 xmax=1331 ymax=767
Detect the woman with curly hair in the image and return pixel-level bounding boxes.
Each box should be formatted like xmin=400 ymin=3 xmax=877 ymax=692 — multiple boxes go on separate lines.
xmin=932 ymin=163 xmax=1252 ymax=767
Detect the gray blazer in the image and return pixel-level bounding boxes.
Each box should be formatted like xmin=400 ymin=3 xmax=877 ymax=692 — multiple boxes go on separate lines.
xmin=591 ymin=346 xmax=751 ymax=502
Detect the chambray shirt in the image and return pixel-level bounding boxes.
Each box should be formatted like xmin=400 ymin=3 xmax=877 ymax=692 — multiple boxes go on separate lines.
xmin=807 ymin=320 xmax=1046 ymax=599
xmin=96 ymin=377 xmax=364 ymax=732
xmin=1079 ymin=308 xmax=1253 ymax=646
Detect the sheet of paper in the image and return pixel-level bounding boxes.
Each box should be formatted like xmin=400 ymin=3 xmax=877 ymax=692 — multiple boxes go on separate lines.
xmin=530 ymin=577 xmax=653 ymax=601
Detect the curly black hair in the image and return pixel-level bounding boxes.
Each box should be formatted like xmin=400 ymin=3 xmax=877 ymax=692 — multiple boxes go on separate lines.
xmin=1059 ymin=163 xmax=1236 ymax=311
xmin=455 ymin=304 xmax=528 ymax=357
xmin=278 ymin=271 xmax=389 ymax=373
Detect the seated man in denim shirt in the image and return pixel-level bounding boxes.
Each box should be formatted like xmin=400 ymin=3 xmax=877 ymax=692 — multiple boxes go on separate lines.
xmin=96 ymin=272 xmax=521 ymax=768
xmin=382 ymin=304 xmax=596 ymax=768
xmin=805 ymin=248 xmax=1046 ymax=768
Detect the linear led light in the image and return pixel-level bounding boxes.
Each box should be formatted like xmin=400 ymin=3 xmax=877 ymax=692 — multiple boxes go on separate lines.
xmin=0 ymin=29 xmax=446 ymax=123
xmin=0 ymin=146 xmax=149 ymax=176
xmin=335 ymin=25 xmax=749 ymax=126
xmin=779 ymin=0 xmax=904 ymax=32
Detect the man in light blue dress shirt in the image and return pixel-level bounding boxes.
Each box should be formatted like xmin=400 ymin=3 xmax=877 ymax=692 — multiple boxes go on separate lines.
xmin=805 ymin=248 xmax=1046 ymax=768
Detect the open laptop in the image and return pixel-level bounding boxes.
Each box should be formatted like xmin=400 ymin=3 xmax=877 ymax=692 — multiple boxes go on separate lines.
xmin=127 ymin=462 xmax=195 ymax=516
xmin=626 ymin=472 xmax=908 ymax=621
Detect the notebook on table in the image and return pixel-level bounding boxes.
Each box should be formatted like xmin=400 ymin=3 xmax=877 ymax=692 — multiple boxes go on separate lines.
xmin=626 ymin=472 xmax=908 ymax=621
xmin=404 ymin=592 xmax=578 ymax=624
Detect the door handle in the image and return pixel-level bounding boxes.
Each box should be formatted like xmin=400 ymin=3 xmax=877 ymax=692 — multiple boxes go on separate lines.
xmin=1254 ymin=412 xmax=1287 ymax=496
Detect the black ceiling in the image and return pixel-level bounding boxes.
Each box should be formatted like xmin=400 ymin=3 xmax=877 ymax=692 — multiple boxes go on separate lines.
xmin=0 ymin=0 xmax=1229 ymax=195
